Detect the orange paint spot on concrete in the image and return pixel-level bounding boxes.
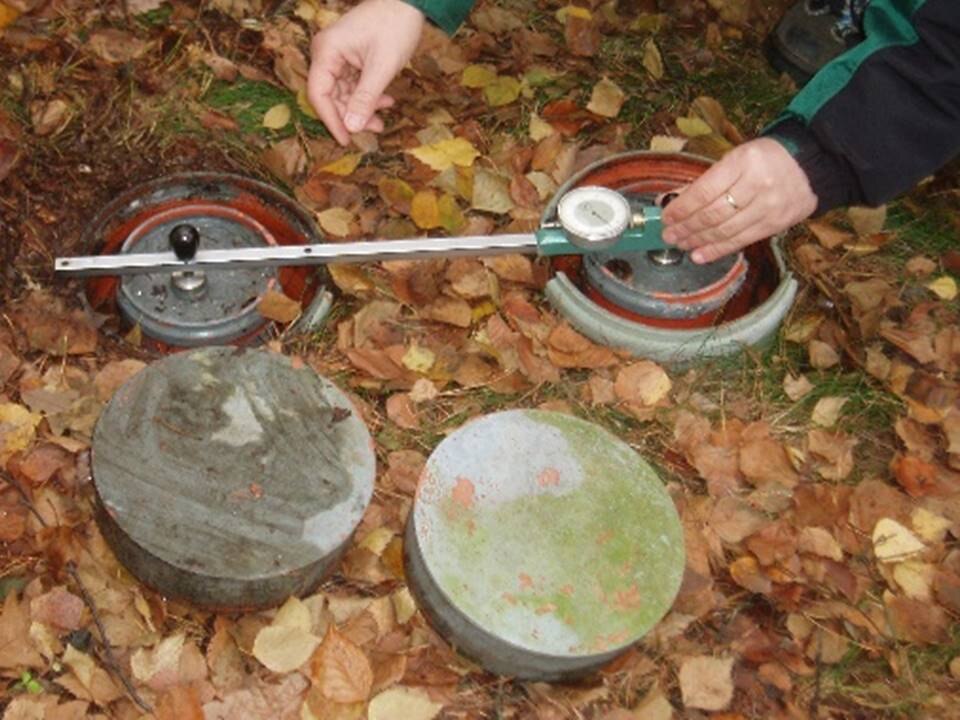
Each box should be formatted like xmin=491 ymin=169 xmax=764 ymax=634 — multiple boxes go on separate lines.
xmin=452 ymin=476 xmax=476 ymax=509
xmin=502 ymin=592 xmax=518 ymax=605
xmin=537 ymin=467 xmax=560 ymax=487
xmin=518 ymin=573 xmax=534 ymax=589
xmin=535 ymin=603 xmax=557 ymax=616
xmin=612 ymin=583 xmax=643 ymax=611
xmin=596 ymin=530 xmax=614 ymax=546
xmin=559 ymin=584 xmax=575 ymax=597
xmin=290 ymin=355 xmax=304 ymax=369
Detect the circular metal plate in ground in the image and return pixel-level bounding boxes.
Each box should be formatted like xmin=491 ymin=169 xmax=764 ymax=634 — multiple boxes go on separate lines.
xmin=92 ymin=347 xmax=375 ymax=610
xmin=405 ymin=410 xmax=684 ymax=680
xmin=117 ymin=204 xmax=280 ymax=346
xmin=83 ymin=173 xmax=330 ymax=348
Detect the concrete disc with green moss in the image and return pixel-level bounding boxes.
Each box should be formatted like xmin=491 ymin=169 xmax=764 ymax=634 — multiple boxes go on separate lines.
xmin=405 ymin=409 xmax=684 ymax=679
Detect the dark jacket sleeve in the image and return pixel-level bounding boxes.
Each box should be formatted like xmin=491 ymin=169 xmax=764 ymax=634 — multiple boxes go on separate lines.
xmin=401 ymin=0 xmax=475 ymax=34
xmin=763 ymin=0 xmax=960 ymax=214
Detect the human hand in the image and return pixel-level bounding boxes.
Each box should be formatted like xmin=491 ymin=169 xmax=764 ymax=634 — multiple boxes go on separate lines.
xmin=661 ymin=138 xmax=818 ymax=263
xmin=307 ymin=0 xmax=425 ymax=145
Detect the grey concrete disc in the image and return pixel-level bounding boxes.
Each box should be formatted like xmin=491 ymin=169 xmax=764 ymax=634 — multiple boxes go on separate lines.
xmin=405 ymin=410 xmax=685 ymax=680
xmin=92 ymin=347 xmax=375 ymax=610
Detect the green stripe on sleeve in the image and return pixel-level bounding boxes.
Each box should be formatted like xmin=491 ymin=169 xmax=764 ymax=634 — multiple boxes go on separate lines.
xmin=402 ymin=0 xmax=476 ymax=34
xmin=782 ymin=0 xmax=928 ymax=123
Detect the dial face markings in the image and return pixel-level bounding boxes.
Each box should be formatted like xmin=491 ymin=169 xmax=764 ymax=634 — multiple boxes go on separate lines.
xmin=558 ymin=187 xmax=631 ymax=245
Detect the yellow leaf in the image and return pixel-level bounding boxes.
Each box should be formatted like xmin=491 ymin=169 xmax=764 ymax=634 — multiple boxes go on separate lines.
xmin=642 ymin=38 xmax=664 ymax=80
xmin=263 ymin=103 xmax=291 ymax=130
xmin=318 ymin=153 xmax=363 ymax=176
xmin=358 ymin=527 xmax=395 ymax=556
xmin=0 ymin=3 xmax=19 ymax=29
xmin=847 ymin=205 xmax=887 ymax=236
xmin=391 ymin=588 xmax=417 ymax=625
xmin=461 ymin=64 xmax=497 ymax=88
xmin=471 ymin=299 xmax=497 ymax=322
xmin=0 ymin=403 xmax=42 ymax=463
xmin=258 ymin=289 xmax=301 ymax=323
xmin=586 ymin=77 xmax=625 ymax=118
xmin=316 ymin=207 xmax=354 ymax=237
xmin=649 ymin=135 xmax=687 ymax=152
xmin=378 ymin=177 xmax=415 ymax=213
xmin=471 ymin=168 xmax=513 ymax=214
xmin=926 ymin=275 xmax=958 ymax=301
xmin=528 ymin=113 xmax=555 ymax=141
xmin=410 ymin=190 xmax=442 ymax=230
xmin=615 ymin=361 xmax=671 ymax=407
xmin=556 ymin=5 xmax=592 ymax=22
xmin=401 ymin=344 xmax=436 ymax=373
xmin=484 ymin=76 xmax=521 ymax=107
xmin=911 ymin=507 xmax=952 ymax=543
xmin=296 ymin=88 xmax=318 ymax=119
xmin=408 ymin=137 xmax=480 ymax=172
xmin=676 ymin=116 xmax=713 ymax=137
xmin=368 ymin=687 xmax=443 ymax=720
xmin=437 ymin=193 xmax=465 ymax=234
xmin=328 ymin=264 xmax=375 ymax=296
xmin=253 ymin=624 xmax=319 ymax=674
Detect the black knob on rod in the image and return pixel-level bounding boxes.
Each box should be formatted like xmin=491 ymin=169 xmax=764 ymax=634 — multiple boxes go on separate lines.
xmin=169 ymin=224 xmax=200 ymax=261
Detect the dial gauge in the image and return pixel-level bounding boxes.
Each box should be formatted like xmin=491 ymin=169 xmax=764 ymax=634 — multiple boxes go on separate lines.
xmin=556 ymin=186 xmax=632 ymax=250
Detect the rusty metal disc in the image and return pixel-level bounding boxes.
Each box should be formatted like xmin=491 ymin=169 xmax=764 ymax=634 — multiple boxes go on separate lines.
xmin=83 ymin=173 xmax=326 ymax=349
xmin=91 ymin=347 xmax=375 ymax=610
xmin=405 ymin=410 xmax=684 ymax=680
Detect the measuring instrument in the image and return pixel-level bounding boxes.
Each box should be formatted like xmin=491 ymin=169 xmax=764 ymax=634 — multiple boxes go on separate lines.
xmin=54 ymin=185 xmax=671 ymax=277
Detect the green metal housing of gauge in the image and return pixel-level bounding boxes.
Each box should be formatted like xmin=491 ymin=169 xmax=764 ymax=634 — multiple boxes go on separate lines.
xmin=537 ymin=186 xmax=666 ymax=257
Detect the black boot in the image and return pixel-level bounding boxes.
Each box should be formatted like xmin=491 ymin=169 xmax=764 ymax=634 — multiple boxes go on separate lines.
xmin=766 ymin=0 xmax=868 ymax=86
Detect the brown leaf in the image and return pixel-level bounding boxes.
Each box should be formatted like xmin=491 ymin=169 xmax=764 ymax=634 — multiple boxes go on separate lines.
xmin=880 ymin=325 xmax=937 ymax=364
xmin=729 ymin=555 xmax=772 ymax=594
xmin=614 ymin=361 xmax=671 ymax=407
xmin=29 ymin=586 xmax=85 ymax=631
xmin=483 ymin=254 xmax=535 ymax=285
xmin=386 ymin=393 xmax=419 ymax=430
xmin=345 ymin=349 xmax=405 ymax=381
xmin=564 ymin=15 xmax=600 ymax=57
xmin=546 ymin=323 xmax=616 ymax=369
xmin=88 ymin=28 xmax=152 ymax=63
xmin=0 ymin=592 xmax=44 ymax=670
xmin=807 ymin=428 xmax=857 ymax=481
xmin=11 ymin=292 xmax=97 ymax=355
xmin=708 ymin=496 xmax=767 ymax=544
xmin=807 ymin=220 xmax=852 ymax=249
xmin=310 ymin=627 xmax=374 ymax=704
xmin=378 ymin=177 xmax=415 ymax=214
xmin=156 ymin=685 xmax=205 ymax=720
xmin=258 ymin=289 xmax=301 ymax=323
xmin=885 ymin=594 xmax=949 ymax=644
xmin=891 ymin=453 xmax=956 ymax=497
xmin=808 ymin=339 xmax=840 ymax=369
xmin=94 ymin=358 xmax=147 ymax=402
xmin=678 ymin=655 xmax=734 ymax=711
xmin=740 ymin=434 xmax=799 ymax=488
xmin=421 ymin=296 xmax=472 ymax=328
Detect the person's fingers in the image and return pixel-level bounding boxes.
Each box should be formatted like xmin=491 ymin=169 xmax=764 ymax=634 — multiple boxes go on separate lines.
xmin=665 ymin=175 xmax=756 ymax=245
xmin=661 ymin=158 xmax=744 ymax=228
xmin=308 ymin=45 xmax=350 ymax=145
xmin=343 ymin=50 xmax=397 ymax=133
xmin=671 ymin=198 xmax=767 ymax=254
xmin=689 ymin=220 xmax=771 ymax=264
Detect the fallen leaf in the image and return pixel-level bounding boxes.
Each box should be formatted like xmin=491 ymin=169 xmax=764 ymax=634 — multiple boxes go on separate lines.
xmin=586 ymin=77 xmax=625 ymax=118
xmin=642 ymin=38 xmax=664 ymax=80
xmin=649 ymin=134 xmax=687 ymax=152
xmin=367 ymin=686 xmax=443 ymax=720
xmin=676 ymin=116 xmax=712 ymax=138
xmin=631 ymin=684 xmax=674 ymax=720
xmin=783 ymin=373 xmax=813 ymax=401
xmin=318 ymin=153 xmax=363 ymax=176
xmin=564 ymin=13 xmax=600 ymax=57
xmin=29 ymin=587 xmax=85 ymax=631
xmin=484 ymin=76 xmax=521 ymax=106
xmin=798 ymin=526 xmax=843 ymax=561
xmin=461 ymin=64 xmax=497 ymax=88
xmin=678 ymin=655 xmax=734 ymax=711
xmin=386 ymin=393 xmax=419 ymax=429
xmin=253 ymin=598 xmax=320 ymax=673
xmin=911 ymin=506 xmax=952 ymax=543
xmin=847 ymin=205 xmax=887 ymax=236
xmin=410 ymin=190 xmax=442 ymax=229
xmin=873 ymin=518 xmax=925 ymax=563
xmin=0 ymin=403 xmax=42 ymax=463
xmin=0 ymin=592 xmax=44 ymax=670
xmin=258 ymin=289 xmax=301 ymax=323
xmin=905 ymin=255 xmax=937 ymax=277
xmin=528 ymin=114 xmax=555 ymax=141
xmin=88 ymin=28 xmax=151 ymax=63
xmin=614 ymin=361 xmax=671 ymax=407
xmin=886 ymin=594 xmax=949 ymax=644
xmin=0 ymin=3 xmax=20 ymax=29
xmin=408 ymin=137 xmax=480 ymax=172
xmin=811 ymin=396 xmax=847 ymax=427
xmin=926 ymin=275 xmax=958 ymax=301
xmin=310 ymin=627 xmax=373 ymax=704
xmin=807 ymin=220 xmax=852 ymax=249
xmin=893 ymin=561 xmax=936 ymax=601
xmin=263 ymin=103 xmax=291 ymax=129
xmin=808 ymin=340 xmax=840 ymax=369
xmin=729 ymin=555 xmax=772 ymax=594
xmin=317 ymin=207 xmax=355 ymax=237
xmin=707 ymin=496 xmax=767 ymax=544
xmin=471 ymin=168 xmax=514 ymax=214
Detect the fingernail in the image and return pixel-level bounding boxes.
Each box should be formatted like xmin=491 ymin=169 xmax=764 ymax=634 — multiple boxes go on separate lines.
xmin=662 ymin=229 xmax=677 ymax=244
xmin=691 ymin=250 xmax=704 ymax=264
xmin=344 ymin=113 xmax=364 ymax=132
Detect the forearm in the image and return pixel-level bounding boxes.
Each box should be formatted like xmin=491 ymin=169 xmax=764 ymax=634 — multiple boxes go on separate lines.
xmin=764 ymin=0 xmax=960 ymax=213
xmin=401 ymin=0 xmax=475 ymax=34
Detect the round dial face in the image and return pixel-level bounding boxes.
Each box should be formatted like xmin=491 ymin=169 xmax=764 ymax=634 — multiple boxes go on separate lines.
xmin=557 ymin=186 xmax=631 ymax=247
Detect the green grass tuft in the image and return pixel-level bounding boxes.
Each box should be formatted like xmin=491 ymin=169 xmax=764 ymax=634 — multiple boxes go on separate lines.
xmin=204 ymin=79 xmax=328 ymax=138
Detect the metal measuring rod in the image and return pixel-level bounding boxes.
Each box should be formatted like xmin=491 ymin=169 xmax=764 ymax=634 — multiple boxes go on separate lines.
xmin=54 ymin=187 xmax=674 ymax=276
